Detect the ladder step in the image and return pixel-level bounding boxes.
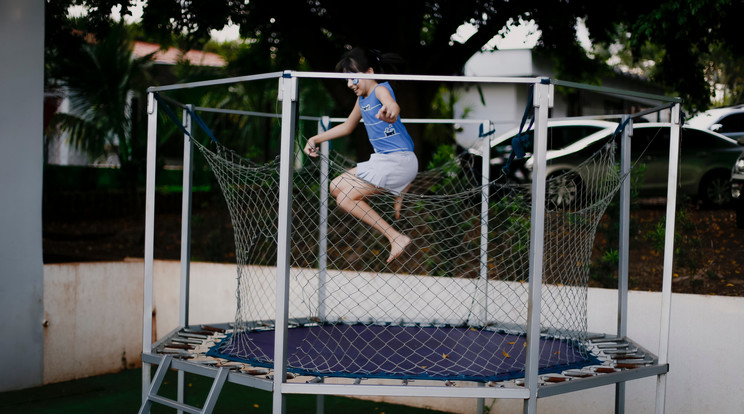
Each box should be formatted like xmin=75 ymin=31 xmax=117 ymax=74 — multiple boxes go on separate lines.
xmin=147 ymin=394 xmax=203 ymax=414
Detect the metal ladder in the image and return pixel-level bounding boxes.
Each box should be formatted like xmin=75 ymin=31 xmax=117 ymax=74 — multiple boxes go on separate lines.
xmin=138 ymin=355 xmax=230 ymax=414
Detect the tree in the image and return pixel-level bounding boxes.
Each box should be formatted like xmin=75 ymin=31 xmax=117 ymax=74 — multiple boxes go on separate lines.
xmin=581 ymin=0 xmax=744 ymax=112
xmin=51 ymin=1 xmax=744 ymax=154
xmin=47 ymin=22 xmax=152 ymax=196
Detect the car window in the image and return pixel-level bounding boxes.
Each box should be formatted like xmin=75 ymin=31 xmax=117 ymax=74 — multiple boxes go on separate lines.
xmin=545 ymin=126 xmax=604 ymax=150
xmin=717 ymin=113 xmax=744 ymax=133
xmin=682 ymin=129 xmax=731 ymax=149
xmin=491 ymin=125 xmax=604 ymax=158
xmin=631 ymin=127 xmax=668 ymax=154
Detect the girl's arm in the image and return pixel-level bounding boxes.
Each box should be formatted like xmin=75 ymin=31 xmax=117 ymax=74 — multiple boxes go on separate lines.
xmin=374 ymin=86 xmax=401 ymax=124
xmin=304 ymin=102 xmax=362 ymax=157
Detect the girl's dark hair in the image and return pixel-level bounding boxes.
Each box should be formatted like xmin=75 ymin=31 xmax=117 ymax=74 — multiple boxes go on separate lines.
xmin=335 ymin=47 xmax=405 ymax=74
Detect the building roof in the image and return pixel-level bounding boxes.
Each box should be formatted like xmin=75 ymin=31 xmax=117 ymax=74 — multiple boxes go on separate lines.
xmin=133 ymin=41 xmax=226 ymax=67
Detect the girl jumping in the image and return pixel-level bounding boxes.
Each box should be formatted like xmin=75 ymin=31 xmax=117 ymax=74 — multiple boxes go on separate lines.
xmin=303 ymin=48 xmax=418 ymax=264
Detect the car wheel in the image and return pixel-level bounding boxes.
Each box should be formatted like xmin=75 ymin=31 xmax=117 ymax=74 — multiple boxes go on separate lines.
xmin=699 ymin=172 xmax=731 ymax=207
xmin=546 ymin=170 xmax=582 ymax=209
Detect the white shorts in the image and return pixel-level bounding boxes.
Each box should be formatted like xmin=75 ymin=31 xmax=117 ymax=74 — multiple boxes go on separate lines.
xmin=356 ymin=151 xmax=418 ymax=194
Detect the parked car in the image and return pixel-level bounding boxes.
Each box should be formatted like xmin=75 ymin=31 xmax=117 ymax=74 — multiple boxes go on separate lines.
xmin=687 ymin=105 xmax=744 ymax=144
xmin=476 ymin=122 xmax=744 ymax=207
xmin=530 ymin=123 xmax=744 ymax=206
xmin=731 ymin=152 xmax=744 ymax=228
xmin=464 ymin=120 xmax=619 ymax=182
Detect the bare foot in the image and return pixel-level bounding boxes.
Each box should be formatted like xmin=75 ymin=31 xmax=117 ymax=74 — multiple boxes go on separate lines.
xmin=394 ymin=196 xmax=403 ymax=220
xmin=386 ymin=233 xmax=411 ymax=263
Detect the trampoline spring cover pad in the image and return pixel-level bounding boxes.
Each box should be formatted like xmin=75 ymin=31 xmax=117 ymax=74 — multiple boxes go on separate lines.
xmin=207 ymin=324 xmax=598 ymax=382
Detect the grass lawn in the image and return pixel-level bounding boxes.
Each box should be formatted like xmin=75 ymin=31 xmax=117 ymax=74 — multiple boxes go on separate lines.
xmin=0 ymin=368 xmax=452 ymax=413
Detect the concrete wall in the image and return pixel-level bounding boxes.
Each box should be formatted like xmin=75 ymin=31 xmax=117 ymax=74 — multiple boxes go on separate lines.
xmin=42 ymin=260 xmax=236 ymax=383
xmin=41 ymin=261 xmax=744 ymax=413
xmin=0 ymin=0 xmax=45 ymax=392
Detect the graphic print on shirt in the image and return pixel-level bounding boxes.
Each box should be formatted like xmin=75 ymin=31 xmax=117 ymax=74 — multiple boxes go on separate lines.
xmin=358 ymin=82 xmax=414 ymax=154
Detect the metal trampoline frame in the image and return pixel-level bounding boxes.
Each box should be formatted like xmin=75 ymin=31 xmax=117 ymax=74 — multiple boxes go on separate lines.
xmin=139 ymin=71 xmax=682 ymax=414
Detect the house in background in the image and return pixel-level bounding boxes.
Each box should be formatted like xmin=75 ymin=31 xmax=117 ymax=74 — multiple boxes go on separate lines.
xmin=454 ymin=49 xmax=668 ymax=149
xmin=44 ymin=42 xmax=226 ymax=167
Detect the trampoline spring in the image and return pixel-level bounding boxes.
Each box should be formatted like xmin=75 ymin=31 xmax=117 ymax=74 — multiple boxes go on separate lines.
xmin=183 ymin=328 xmax=213 ymax=336
xmin=615 ymin=358 xmax=653 ymax=365
xmin=179 ymin=332 xmax=209 ymax=340
xmin=542 ymin=375 xmax=570 ymax=383
xmin=563 ymin=369 xmax=594 ymax=378
xmin=602 ymin=347 xmax=638 ymax=354
xmin=165 ymin=343 xmax=193 ymax=350
xmin=215 ymin=362 xmax=243 ymax=370
xmin=172 ymin=337 xmax=202 ymax=345
xmin=306 ymin=377 xmax=323 ymax=384
xmin=615 ymin=362 xmax=650 ymax=369
xmin=193 ymin=359 xmax=220 ymax=366
xmin=589 ymin=336 xmax=623 ymax=343
xmin=242 ymin=367 xmax=269 ymax=375
xmin=595 ymin=342 xmax=630 ymax=349
xmin=353 ymin=378 xmax=362 ymax=385
xmin=158 ymin=350 xmax=194 ymax=357
xmin=201 ymin=325 xmax=226 ymax=333
xmin=610 ymin=352 xmax=644 ymax=359
xmin=266 ymin=372 xmax=297 ymax=380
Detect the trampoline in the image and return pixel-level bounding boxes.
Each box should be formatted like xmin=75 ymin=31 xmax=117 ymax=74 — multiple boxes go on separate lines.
xmin=207 ymin=324 xmax=598 ymax=382
xmin=140 ymin=71 xmax=680 ymax=414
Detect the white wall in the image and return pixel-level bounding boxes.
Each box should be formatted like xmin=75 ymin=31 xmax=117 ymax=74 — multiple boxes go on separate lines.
xmin=41 ymin=261 xmax=744 ymax=413
xmin=0 ymin=0 xmax=45 ymax=392
xmin=42 ymin=260 xmax=237 ymax=383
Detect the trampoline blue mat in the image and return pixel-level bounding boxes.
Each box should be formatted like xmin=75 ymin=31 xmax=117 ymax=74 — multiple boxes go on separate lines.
xmin=207 ymin=324 xmax=599 ymax=382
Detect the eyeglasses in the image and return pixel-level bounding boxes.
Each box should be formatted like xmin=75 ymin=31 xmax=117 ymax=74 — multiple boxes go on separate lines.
xmin=346 ymin=78 xmax=359 ymax=85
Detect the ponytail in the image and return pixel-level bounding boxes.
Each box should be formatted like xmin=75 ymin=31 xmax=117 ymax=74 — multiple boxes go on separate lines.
xmin=336 ymin=47 xmax=406 ymax=75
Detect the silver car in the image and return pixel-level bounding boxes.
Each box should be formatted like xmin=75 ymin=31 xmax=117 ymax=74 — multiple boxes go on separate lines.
xmin=496 ymin=122 xmax=744 ymax=207
xmin=687 ymin=105 xmax=744 ymax=144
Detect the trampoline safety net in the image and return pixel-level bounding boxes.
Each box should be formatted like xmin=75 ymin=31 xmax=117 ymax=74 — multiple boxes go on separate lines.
xmin=191 ymin=128 xmax=620 ymax=382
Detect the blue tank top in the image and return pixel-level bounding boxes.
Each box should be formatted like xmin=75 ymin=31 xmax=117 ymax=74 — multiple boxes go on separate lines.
xmin=358 ymin=82 xmax=414 ymax=154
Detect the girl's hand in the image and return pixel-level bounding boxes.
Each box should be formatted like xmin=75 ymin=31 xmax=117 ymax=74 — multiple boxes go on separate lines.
xmin=304 ymin=138 xmax=319 ymax=157
xmin=376 ymin=105 xmax=398 ymax=123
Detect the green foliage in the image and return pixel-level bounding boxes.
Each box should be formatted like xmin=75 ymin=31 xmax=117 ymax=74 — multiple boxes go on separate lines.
xmin=590 ymin=248 xmax=619 ymax=288
xmin=47 ymin=22 xmax=152 ymax=192
xmin=49 ymin=0 xmax=744 ymax=117
xmin=588 ymin=0 xmax=744 ymax=111
xmin=643 ymin=202 xmax=702 ymax=270
xmin=601 ymin=163 xmax=647 ymax=247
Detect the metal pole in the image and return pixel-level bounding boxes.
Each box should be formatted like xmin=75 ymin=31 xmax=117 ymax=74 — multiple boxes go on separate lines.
xmin=523 ymin=80 xmax=552 ymax=414
xmin=316 ymin=116 xmax=330 ymax=414
xmin=142 ymin=92 xmax=158 ymax=410
xmin=177 ymin=104 xmax=195 ymax=413
xmin=479 ymin=121 xmax=491 ymax=327
xmin=655 ymin=103 xmax=681 ymax=414
xmin=273 ymin=72 xmax=299 ymax=414
xmin=317 ymin=116 xmax=330 ymax=322
xmin=616 ymin=115 xmax=632 ymax=413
